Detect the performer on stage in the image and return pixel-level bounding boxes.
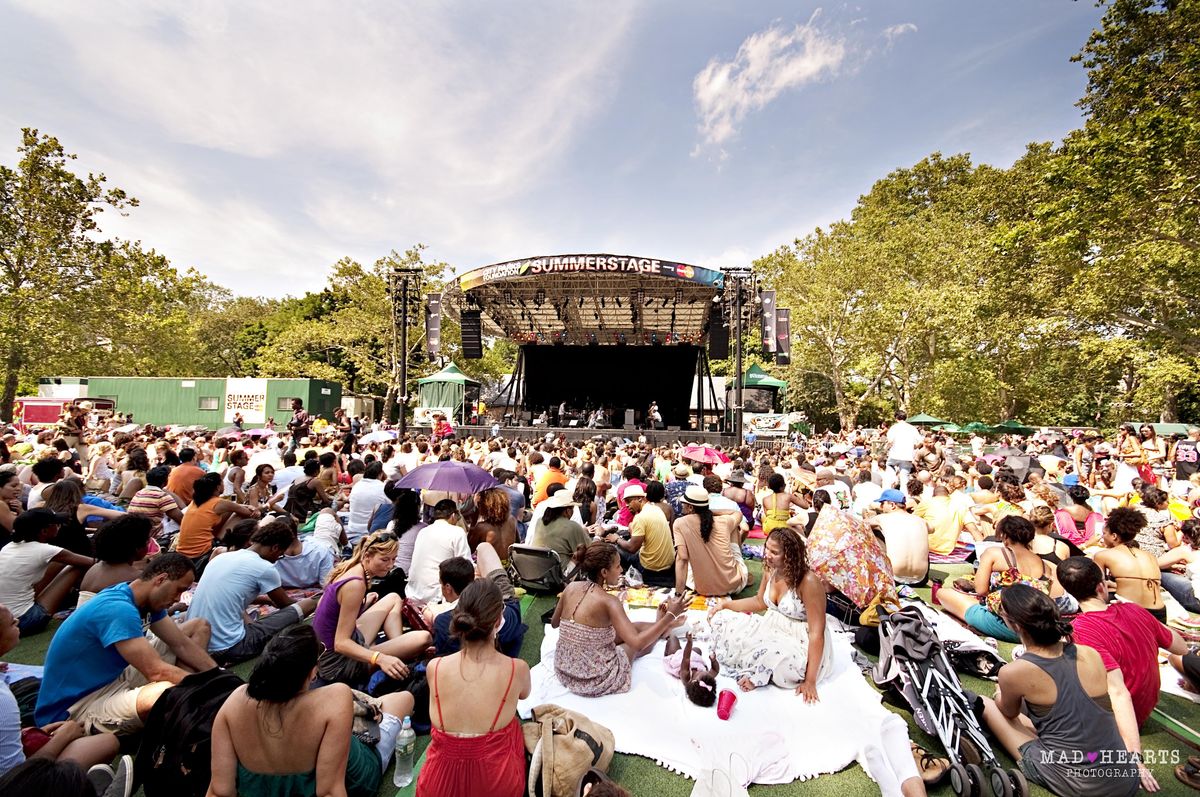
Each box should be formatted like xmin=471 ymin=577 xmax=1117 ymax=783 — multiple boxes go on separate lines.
xmin=648 ymin=401 xmax=663 ymax=431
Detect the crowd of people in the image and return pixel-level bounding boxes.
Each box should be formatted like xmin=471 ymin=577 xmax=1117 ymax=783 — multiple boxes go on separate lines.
xmin=0 ymin=403 xmax=1199 ymax=795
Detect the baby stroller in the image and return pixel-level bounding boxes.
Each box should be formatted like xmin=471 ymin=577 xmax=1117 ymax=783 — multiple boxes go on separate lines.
xmin=873 ymin=605 xmax=1028 ymax=797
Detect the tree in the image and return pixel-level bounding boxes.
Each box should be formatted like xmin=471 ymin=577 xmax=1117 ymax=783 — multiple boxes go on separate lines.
xmin=0 ymin=129 xmax=136 ymax=420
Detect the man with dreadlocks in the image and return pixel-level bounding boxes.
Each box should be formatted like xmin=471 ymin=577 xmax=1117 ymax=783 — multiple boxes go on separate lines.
xmin=672 ymin=485 xmax=748 ymax=597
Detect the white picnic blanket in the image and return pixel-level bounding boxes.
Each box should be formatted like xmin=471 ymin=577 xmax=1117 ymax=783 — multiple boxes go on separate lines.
xmin=519 ymin=609 xmax=918 ymax=795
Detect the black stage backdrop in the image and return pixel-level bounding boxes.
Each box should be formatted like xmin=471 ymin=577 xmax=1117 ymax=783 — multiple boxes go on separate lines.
xmin=522 ymin=344 xmax=699 ymax=428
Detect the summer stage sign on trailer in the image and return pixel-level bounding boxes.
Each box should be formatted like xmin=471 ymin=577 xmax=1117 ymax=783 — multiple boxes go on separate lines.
xmin=224 ymin=378 xmax=268 ymax=424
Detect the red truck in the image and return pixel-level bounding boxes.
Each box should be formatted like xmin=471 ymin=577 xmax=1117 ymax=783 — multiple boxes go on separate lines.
xmin=12 ymin=397 xmax=116 ymax=434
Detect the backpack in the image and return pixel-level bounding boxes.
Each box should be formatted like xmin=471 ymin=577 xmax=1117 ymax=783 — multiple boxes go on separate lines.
xmin=135 ymin=668 xmax=244 ymax=797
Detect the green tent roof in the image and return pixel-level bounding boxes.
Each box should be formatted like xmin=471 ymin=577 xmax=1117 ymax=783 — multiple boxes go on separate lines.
xmin=417 ymin=362 xmax=480 ymax=386
xmin=907 ymin=413 xmax=947 ymax=425
xmin=741 ymin=363 xmax=787 ymax=389
xmin=963 ymin=422 xmax=992 ymax=433
xmin=1149 ymin=422 xmax=1196 ymax=436
xmin=934 ymin=423 xmax=964 ymax=433
xmin=993 ymin=419 xmax=1035 ymax=434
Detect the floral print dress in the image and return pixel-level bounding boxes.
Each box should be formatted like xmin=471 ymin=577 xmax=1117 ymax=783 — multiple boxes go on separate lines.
xmin=710 ymin=576 xmax=833 ymax=689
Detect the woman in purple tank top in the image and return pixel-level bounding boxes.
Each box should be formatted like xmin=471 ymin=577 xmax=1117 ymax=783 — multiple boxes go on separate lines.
xmin=313 ymin=531 xmax=431 ymax=686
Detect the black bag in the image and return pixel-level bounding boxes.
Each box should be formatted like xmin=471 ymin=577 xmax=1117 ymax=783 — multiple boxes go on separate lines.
xmin=135 ymin=668 xmax=244 ymax=797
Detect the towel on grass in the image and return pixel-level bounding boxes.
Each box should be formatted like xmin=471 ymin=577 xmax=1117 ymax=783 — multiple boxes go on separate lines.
xmin=519 ymin=608 xmax=918 ymax=795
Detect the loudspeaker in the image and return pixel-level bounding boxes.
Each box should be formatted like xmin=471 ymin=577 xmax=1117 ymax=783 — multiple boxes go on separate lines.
xmin=461 ymin=310 xmax=483 ymax=359
xmin=708 ymin=306 xmax=729 ymax=359
xmin=425 ymin=293 xmax=442 ymax=357
xmin=760 ymin=290 xmax=777 ymax=353
xmin=775 ymin=308 xmax=791 ymax=366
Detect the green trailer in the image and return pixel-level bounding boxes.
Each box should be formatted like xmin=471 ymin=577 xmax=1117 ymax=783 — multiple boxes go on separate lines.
xmin=41 ymin=376 xmax=342 ymax=428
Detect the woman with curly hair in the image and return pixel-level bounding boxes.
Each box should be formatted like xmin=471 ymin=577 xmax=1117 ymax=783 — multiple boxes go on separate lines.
xmin=115 ymin=447 xmax=151 ymax=502
xmin=707 ymin=528 xmax=831 ymax=701
xmin=466 ymin=487 xmax=517 ymax=560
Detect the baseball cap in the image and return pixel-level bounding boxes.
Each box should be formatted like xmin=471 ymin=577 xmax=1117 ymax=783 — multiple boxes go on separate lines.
xmin=875 ymin=489 xmax=907 ymax=505
xmin=13 ymin=508 xmax=73 ymax=538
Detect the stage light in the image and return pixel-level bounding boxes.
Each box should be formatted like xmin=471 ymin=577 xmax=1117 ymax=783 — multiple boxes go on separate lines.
xmin=675 ymin=288 xmax=684 ymax=303
xmin=535 ymin=289 xmax=546 ymax=305
xmin=600 ymin=297 xmax=606 ymax=307
xmin=634 ymin=289 xmax=644 ymax=306
xmin=504 ymin=290 xmax=514 ymax=305
xmin=615 ymin=297 xmax=622 ymax=307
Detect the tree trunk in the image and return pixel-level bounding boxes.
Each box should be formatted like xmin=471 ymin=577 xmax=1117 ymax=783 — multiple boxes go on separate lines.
xmin=1161 ymin=387 xmax=1179 ymax=423
xmin=382 ymin=385 xmax=397 ymax=424
xmin=0 ymin=344 xmax=21 ymax=424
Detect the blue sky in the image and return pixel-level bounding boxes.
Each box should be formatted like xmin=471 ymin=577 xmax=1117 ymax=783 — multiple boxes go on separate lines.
xmin=0 ymin=1 xmax=1103 ymax=297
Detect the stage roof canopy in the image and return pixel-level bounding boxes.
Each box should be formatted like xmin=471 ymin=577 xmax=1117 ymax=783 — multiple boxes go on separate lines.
xmin=445 ymin=254 xmax=726 ymax=346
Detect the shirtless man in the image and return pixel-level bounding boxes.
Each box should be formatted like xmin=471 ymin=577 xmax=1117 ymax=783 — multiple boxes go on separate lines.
xmin=868 ymin=489 xmax=930 ymax=586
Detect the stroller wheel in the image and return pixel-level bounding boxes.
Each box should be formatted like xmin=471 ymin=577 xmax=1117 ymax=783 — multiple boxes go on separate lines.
xmin=988 ymin=766 xmax=1012 ymax=797
xmin=1007 ymin=767 xmax=1030 ymax=797
xmin=966 ymin=763 xmax=986 ymax=796
xmin=949 ymin=762 xmax=973 ymax=797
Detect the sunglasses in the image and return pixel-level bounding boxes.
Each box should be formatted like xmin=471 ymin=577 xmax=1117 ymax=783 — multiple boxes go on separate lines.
xmin=367 ymin=532 xmax=398 ymax=544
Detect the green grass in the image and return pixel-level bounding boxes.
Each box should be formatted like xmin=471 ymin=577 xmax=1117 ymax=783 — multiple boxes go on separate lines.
xmin=9 ymin=555 xmax=1200 ymax=796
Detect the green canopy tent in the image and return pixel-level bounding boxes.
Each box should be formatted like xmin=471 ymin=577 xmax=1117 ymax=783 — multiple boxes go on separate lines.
xmin=963 ymin=422 xmax=993 ymax=434
xmin=934 ymin=423 xmax=964 ymax=433
xmin=907 ymin=413 xmax=947 ymax=426
xmin=993 ymin=419 xmax=1035 ymax=435
xmin=416 ymin=363 xmax=481 ymax=425
xmin=740 ymin=363 xmax=788 ymax=389
xmin=1149 ymin=422 xmax=1197 ymax=436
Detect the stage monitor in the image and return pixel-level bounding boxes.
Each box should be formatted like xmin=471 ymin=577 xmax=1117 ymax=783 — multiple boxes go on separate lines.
xmin=521 ymin=344 xmax=700 ymax=429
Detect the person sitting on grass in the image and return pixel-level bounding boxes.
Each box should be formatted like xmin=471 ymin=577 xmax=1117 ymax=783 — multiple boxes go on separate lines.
xmin=552 ymin=541 xmax=686 ymax=697
xmin=1093 ymin=506 xmax=1167 ymax=622
xmin=934 ymin=514 xmax=1060 ymax=643
xmin=312 ymin=531 xmax=432 ymax=687
xmin=707 ymin=528 xmax=831 ymax=700
xmin=0 ymin=509 xmax=96 ymax=636
xmin=186 ymin=519 xmax=318 ymax=666
xmin=416 ymin=578 xmax=531 ymax=797
xmin=1056 ymin=556 xmax=1186 ymax=755
xmin=78 ymin=515 xmax=154 ymax=608
xmin=980 ymin=585 xmax=1142 ymax=796
xmin=34 ymin=552 xmax=215 ymax=735
xmin=0 ymin=604 xmax=125 ymax=785
xmin=208 ymin=624 xmax=414 ymax=797
xmin=174 ymin=473 xmax=259 ymax=568
xmin=427 ymin=542 xmax=526 ymax=658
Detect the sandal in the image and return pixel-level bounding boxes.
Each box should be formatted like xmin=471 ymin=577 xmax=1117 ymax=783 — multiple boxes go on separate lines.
xmin=911 ymin=742 xmax=950 ymax=786
xmin=1176 ymin=760 xmax=1200 ymax=790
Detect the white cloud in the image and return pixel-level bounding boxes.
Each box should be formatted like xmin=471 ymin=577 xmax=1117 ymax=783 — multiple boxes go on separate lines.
xmin=7 ymin=1 xmax=638 ymax=294
xmin=691 ymin=12 xmax=846 ymax=156
xmin=883 ymin=22 xmax=918 ymax=46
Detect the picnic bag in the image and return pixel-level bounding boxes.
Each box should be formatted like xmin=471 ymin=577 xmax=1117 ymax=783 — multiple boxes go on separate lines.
xmin=522 ymin=704 xmax=615 ymax=797
xmin=135 ymin=668 xmax=244 ymax=797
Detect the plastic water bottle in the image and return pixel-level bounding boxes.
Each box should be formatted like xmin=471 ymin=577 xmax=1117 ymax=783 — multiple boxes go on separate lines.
xmin=393 ymin=716 xmax=416 ymax=787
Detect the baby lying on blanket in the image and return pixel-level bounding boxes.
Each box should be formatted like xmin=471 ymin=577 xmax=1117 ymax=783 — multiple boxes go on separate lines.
xmin=664 ymin=632 xmax=719 ymax=707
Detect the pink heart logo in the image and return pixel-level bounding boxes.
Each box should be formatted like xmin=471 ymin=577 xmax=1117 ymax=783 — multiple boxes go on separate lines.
xmin=1086 ymin=751 xmax=1099 ymax=763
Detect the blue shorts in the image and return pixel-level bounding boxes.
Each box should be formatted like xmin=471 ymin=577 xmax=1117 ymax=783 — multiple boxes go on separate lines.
xmin=964 ymin=603 xmax=1019 ymax=643
xmin=17 ymin=602 xmax=51 ymax=636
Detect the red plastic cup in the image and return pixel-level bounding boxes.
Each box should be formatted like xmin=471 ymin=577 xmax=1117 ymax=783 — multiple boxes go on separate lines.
xmin=716 ymin=689 xmax=737 ymax=720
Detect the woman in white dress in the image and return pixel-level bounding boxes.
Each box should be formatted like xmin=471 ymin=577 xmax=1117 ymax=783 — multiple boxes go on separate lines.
xmin=707 ymin=528 xmax=832 ymax=702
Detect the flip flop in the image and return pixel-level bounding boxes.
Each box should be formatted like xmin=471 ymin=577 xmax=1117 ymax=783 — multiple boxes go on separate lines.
xmin=1176 ymin=760 xmax=1200 ymax=790
xmin=911 ymin=742 xmax=950 ymax=786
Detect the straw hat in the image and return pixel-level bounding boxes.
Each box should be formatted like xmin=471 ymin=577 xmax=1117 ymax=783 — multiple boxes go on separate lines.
xmin=682 ymin=484 xmax=710 ymax=507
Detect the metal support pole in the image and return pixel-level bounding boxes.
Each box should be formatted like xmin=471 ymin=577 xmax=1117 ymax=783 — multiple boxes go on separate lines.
xmin=734 ymin=277 xmax=744 ymax=442
xmin=399 ymin=276 xmax=409 ymax=438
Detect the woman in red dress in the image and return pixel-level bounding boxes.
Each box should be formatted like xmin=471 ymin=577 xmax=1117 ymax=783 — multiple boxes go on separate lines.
xmin=417 ymin=578 xmax=530 ymax=797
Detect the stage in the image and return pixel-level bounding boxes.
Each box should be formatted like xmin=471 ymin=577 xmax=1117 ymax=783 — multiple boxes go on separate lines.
xmin=451 ymin=424 xmax=737 ymax=447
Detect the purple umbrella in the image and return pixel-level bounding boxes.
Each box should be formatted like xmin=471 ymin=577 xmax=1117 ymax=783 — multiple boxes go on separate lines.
xmin=395 ymin=461 xmax=499 ymax=494
xmin=247 ymin=428 xmax=277 ymax=438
